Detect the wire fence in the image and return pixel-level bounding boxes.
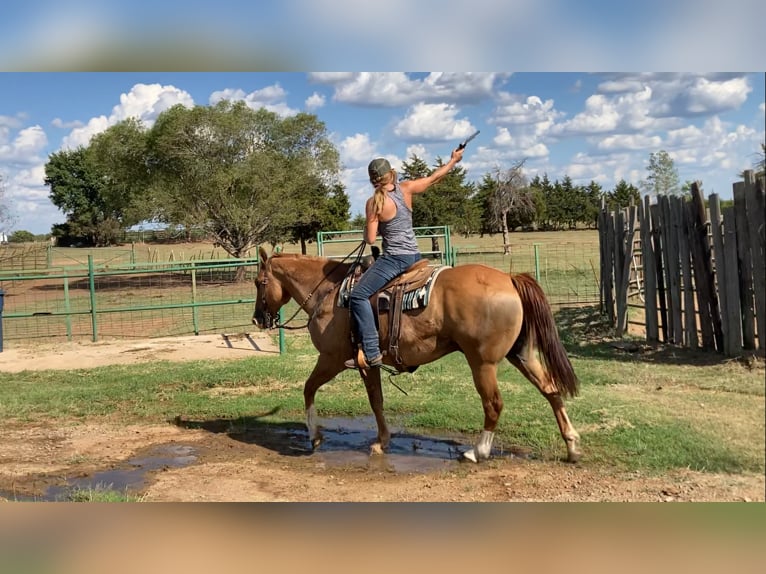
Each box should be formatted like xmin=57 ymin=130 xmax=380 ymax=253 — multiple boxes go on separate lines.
xmin=0 ymin=235 xmax=600 ymax=349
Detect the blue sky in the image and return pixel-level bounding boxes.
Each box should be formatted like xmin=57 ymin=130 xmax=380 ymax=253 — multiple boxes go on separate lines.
xmin=1 ymin=72 xmax=764 ymax=235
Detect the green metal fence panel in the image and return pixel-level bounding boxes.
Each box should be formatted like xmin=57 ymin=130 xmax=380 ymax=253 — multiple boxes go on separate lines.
xmin=0 ymin=258 xmax=261 ymax=347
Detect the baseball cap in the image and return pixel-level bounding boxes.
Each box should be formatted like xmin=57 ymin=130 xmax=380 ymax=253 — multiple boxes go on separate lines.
xmin=368 ymin=158 xmax=392 ymax=182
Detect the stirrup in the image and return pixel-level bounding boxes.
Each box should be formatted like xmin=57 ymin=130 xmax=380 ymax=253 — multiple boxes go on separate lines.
xmin=344 ymin=348 xmax=383 ymax=370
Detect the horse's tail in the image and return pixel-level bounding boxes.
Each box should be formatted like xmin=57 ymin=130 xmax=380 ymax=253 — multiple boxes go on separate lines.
xmin=510 ymin=273 xmax=579 ymax=398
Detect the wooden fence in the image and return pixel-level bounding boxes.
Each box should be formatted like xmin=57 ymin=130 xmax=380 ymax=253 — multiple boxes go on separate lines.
xmin=599 ymin=170 xmax=765 ymax=356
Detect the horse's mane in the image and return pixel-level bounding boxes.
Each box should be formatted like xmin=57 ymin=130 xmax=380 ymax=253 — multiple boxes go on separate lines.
xmin=270 ymin=252 xmax=354 ymax=279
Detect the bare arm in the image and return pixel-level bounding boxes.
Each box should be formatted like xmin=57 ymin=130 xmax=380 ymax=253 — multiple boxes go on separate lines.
xmin=400 ymin=147 xmax=464 ymax=196
xmin=363 ymin=197 xmax=379 ymax=244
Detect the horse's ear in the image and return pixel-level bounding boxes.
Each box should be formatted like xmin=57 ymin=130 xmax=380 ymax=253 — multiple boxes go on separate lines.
xmin=259 ymin=246 xmax=269 ymax=266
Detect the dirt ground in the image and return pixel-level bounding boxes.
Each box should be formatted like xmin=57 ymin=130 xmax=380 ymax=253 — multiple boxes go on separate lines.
xmin=0 ymin=336 xmax=763 ymax=502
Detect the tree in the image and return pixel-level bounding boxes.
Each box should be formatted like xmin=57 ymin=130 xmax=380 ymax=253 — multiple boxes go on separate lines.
xmin=741 ymin=142 xmax=765 ymax=179
xmin=289 ymin=180 xmax=350 ymax=254
xmin=606 ymin=179 xmax=641 ymax=210
xmin=44 ymin=120 xmax=152 ymax=246
xmin=147 ymin=100 xmax=341 ymax=279
xmin=582 ymin=180 xmax=604 ymax=228
xmin=487 ymin=160 xmax=534 ymax=253
xmin=45 ymin=147 xmax=118 ymax=246
xmin=88 ymin=118 xmax=153 ymax=230
xmin=403 ymin=153 xmax=477 ymax=252
xmin=350 ymin=213 xmax=366 ymax=229
xmin=640 ymin=150 xmax=680 ymax=197
xmin=474 ymin=173 xmax=500 ymax=236
xmin=0 ymin=172 xmax=15 ymax=232
xmin=8 ymin=230 xmax=35 ymax=243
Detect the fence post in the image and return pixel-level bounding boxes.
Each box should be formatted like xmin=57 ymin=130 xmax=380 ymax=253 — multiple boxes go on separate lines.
xmin=0 ymin=288 xmax=4 ymax=352
xmin=63 ymin=273 xmax=72 ymax=341
xmin=191 ymin=262 xmax=199 ymax=335
xmin=533 ymin=244 xmax=541 ymax=283
xmin=278 ymin=308 xmax=285 ymax=354
xmin=88 ymin=254 xmax=98 ymax=342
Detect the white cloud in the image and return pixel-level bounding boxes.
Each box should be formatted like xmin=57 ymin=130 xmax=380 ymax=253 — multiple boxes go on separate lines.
xmin=0 ymin=125 xmax=48 ymax=163
xmin=393 ymin=102 xmax=475 ymax=141
xmin=305 ymin=92 xmax=326 ymax=111
xmin=597 ymin=133 xmax=663 ymax=152
xmin=338 ymin=133 xmax=377 ymax=165
xmin=51 ymin=118 xmax=84 ymax=129
xmin=62 ymin=83 xmax=193 ymax=149
xmin=210 ymin=83 xmax=298 ymax=116
xmin=492 ymin=94 xmax=562 ymax=127
xmin=308 ymin=72 xmax=508 ymax=106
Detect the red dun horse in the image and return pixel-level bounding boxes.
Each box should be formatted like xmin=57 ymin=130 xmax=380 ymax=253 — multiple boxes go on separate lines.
xmin=253 ymin=247 xmax=581 ymax=463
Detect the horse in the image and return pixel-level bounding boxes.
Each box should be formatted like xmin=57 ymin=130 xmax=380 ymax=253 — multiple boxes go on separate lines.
xmin=252 ymin=247 xmax=581 ymax=463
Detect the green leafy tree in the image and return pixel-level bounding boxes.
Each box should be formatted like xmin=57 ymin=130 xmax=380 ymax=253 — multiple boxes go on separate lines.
xmin=350 ymin=212 xmax=367 ymax=229
xmin=582 ymin=180 xmax=604 ymax=228
xmin=403 ymin=153 xmax=477 ymax=252
xmin=44 ymin=120 xmax=152 ymax=246
xmin=8 ymin=230 xmax=35 ymax=243
xmin=474 ymin=173 xmax=499 ymax=236
xmin=289 ymin=180 xmax=350 ymax=254
xmin=88 ymin=118 xmax=153 ymax=231
xmin=640 ymin=150 xmax=680 ymax=197
xmin=147 ymin=100 xmax=340 ymax=279
xmin=606 ymin=179 xmax=641 ymax=210
xmin=529 ymin=174 xmax=551 ymax=229
xmin=45 ymin=147 xmax=118 ymax=246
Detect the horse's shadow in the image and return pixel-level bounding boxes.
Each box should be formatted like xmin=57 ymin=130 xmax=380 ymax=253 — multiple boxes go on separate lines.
xmin=172 ymin=409 xmax=316 ymax=457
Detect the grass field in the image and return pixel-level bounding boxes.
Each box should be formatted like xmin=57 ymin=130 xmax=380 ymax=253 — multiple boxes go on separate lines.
xmin=1 ymin=306 xmax=763 ymax=476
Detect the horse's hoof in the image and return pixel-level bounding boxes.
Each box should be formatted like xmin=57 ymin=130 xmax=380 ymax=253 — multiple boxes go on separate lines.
xmin=311 ymin=438 xmax=322 ymax=450
xmin=369 ymin=443 xmax=384 ymax=456
xmin=460 ymin=449 xmax=479 ymax=463
xmin=566 ymin=452 xmax=581 ymax=463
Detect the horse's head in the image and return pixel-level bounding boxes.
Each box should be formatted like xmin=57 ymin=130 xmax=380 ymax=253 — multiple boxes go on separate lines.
xmin=252 ymin=247 xmax=291 ymax=329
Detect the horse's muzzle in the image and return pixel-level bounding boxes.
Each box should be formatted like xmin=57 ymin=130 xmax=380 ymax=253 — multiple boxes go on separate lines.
xmin=252 ymin=310 xmax=275 ymax=330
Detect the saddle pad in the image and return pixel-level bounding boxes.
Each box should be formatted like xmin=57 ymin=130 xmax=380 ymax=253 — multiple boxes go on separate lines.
xmin=337 ymin=265 xmax=449 ymax=310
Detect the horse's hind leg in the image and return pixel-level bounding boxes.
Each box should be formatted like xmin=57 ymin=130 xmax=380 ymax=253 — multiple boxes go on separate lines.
xmin=463 ymin=360 xmax=504 ymax=463
xmin=507 ymin=349 xmax=581 ymax=463
xmin=303 ymin=355 xmax=343 ymax=450
xmin=360 ymin=368 xmax=390 ymax=455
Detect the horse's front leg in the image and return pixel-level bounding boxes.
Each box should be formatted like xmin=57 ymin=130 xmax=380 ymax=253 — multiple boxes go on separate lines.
xmin=360 ymin=367 xmax=390 ymax=455
xmin=303 ymin=354 xmax=343 ymax=450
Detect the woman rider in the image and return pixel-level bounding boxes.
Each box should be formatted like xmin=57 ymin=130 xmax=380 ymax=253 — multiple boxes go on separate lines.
xmin=345 ymin=146 xmax=464 ymax=369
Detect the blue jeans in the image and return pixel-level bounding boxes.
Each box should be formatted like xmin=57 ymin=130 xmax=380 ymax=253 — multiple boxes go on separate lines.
xmin=349 ymin=252 xmax=422 ymax=361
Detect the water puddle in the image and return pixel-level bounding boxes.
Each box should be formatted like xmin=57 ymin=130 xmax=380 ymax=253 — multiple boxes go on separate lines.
xmin=1 ymin=444 xmax=197 ymax=502
xmin=1 ymin=416 xmax=534 ymax=501
xmin=307 ymin=416 xmax=527 ymax=473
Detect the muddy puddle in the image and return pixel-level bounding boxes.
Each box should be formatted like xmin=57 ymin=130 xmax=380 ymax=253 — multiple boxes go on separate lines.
xmin=2 ymin=416 xmax=531 ymax=501
xmin=219 ymin=415 xmax=531 ymax=473
xmin=1 ymin=444 xmax=198 ymax=502
xmin=313 ymin=417 xmax=490 ymax=473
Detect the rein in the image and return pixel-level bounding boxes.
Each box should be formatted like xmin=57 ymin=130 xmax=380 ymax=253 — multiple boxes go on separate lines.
xmin=268 ymin=241 xmax=369 ymax=330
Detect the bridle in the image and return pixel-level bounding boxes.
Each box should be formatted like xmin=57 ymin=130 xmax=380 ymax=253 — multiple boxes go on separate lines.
xmin=257 ymin=241 xmax=368 ymax=330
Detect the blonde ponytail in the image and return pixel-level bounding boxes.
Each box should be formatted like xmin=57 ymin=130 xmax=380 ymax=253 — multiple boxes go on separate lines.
xmin=371 ymin=169 xmax=395 ymax=215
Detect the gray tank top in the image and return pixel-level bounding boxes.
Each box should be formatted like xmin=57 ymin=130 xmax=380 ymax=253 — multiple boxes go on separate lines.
xmin=378 ymin=183 xmax=419 ymax=255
